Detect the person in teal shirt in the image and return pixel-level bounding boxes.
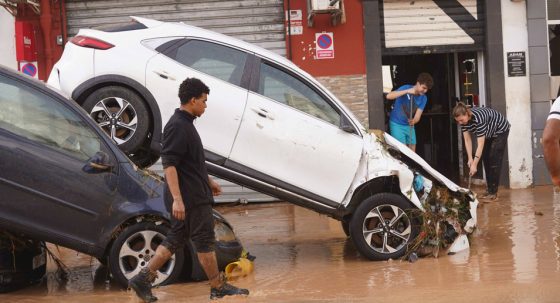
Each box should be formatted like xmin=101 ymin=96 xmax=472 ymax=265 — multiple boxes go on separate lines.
xmin=387 ymin=72 xmax=433 ymax=152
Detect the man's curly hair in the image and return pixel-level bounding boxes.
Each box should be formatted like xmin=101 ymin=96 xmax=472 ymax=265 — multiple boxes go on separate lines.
xmin=416 ymin=72 xmax=433 ymax=89
xmin=178 ymin=78 xmax=210 ymax=104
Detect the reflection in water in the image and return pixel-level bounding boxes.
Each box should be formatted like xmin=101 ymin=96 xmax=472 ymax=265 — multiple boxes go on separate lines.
xmin=4 ymin=187 xmax=560 ymax=302
xmin=510 ymin=190 xmax=538 ymax=283
xmin=552 ymin=187 xmax=560 ymax=271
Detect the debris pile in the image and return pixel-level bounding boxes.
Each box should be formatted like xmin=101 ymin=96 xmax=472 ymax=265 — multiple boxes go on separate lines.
xmin=405 ymin=183 xmax=474 ymax=260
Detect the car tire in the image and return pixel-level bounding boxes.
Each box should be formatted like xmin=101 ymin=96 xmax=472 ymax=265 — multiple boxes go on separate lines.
xmin=108 ymin=222 xmax=185 ymax=288
xmin=129 ymin=148 xmax=160 ymax=169
xmin=82 ymin=86 xmax=150 ymax=155
xmin=349 ymin=193 xmax=419 ymax=260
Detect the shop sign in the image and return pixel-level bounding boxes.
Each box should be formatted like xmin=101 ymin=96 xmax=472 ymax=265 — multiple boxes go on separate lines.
xmin=507 ymin=51 xmax=526 ymax=77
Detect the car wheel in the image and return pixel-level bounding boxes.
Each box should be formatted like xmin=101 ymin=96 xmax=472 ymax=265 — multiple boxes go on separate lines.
xmin=129 ymin=148 xmax=160 ymax=169
xmin=349 ymin=193 xmax=419 ymax=260
xmin=82 ymin=86 xmax=150 ymax=155
xmin=108 ymin=222 xmax=185 ymax=288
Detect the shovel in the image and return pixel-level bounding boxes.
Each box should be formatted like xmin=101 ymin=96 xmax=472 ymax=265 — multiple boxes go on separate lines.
xmin=401 ymin=94 xmax=415 ymax=146
xmin=467 ymin=162 xmax=472 ymax=189
xmin=408 ymin=94 xmax=414 ymax=145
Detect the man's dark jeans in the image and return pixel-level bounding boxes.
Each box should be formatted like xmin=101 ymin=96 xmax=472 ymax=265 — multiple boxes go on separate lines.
xmin=481 ymin=130 xmax=509 ymax=195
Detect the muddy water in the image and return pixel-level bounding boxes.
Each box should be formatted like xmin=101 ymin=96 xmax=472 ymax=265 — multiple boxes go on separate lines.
xmin=3 ymin=186 xmax=560 ymax=302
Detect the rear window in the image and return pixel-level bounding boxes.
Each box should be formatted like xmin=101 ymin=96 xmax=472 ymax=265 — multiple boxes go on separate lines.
xmin=94 ymin=21 xmax=147 ymax=32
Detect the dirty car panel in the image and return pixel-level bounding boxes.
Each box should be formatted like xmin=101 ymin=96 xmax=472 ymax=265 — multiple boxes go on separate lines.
xmin=0 ymin=66 xmax=243 ymax=288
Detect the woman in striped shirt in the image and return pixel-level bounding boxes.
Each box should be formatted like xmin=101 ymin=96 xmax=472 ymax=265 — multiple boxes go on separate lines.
xmin=453 ymin=102 xmax=510 ymax=201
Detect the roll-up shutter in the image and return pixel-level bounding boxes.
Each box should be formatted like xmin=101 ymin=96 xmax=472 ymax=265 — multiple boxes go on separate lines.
xmin=380 ymin=0 xmax=485 ymax=55
xmin=65 ymin=0 xmax=286 ymax=56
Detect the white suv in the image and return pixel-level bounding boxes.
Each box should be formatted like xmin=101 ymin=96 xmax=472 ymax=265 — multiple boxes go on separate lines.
xmin=49 ymin=17 xmax=478 ymax=260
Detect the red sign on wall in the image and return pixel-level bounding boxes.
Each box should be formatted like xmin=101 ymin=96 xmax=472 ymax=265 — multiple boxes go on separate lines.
xmin=315 ymin=32 xmax=334 ymax=59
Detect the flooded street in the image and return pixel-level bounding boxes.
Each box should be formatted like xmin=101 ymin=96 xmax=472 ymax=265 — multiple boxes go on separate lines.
xmin=4 ymin=186 xmax=560 ymax=302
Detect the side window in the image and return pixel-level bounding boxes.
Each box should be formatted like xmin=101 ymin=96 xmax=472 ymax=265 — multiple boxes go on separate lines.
xmin=0 ymin=75 xmax=102 ymax=161
xmin=173 ymin=40 xmax=247 ymax=86
xmin=258 ymin=63 xmax=341 ymax=126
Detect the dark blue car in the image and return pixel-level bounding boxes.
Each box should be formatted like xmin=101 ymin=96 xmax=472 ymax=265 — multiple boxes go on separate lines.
xmin=0 ymin=66 xmax=243 ymax=288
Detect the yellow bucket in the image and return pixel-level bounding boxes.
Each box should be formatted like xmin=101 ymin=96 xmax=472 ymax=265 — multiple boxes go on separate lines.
xmin=225 ymin=257 xmax=254 ymax=279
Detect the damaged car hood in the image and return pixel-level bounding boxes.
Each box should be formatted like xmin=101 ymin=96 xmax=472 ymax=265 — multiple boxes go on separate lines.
xmin=382 ymin=133 xmax=464 ymax=193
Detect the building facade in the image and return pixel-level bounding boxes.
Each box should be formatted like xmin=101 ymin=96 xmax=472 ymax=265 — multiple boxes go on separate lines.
xmin=0 ymin=0 xmax=553 ymax=188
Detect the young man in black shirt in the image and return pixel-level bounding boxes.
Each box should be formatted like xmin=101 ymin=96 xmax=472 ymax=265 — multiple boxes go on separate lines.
xmin=129 ymin=78 xmax=249 ymax=302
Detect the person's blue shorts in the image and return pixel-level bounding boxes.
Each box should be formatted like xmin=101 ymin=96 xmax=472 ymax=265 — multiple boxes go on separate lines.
xmin=389 ymin=121 xmax=416 ymax=145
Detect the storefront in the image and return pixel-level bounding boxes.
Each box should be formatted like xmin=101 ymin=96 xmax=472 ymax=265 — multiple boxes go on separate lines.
xmin=364 ymin=0 xmax=491 ymax=183
xmin=0 ymin=0 xmax=543 ymax=188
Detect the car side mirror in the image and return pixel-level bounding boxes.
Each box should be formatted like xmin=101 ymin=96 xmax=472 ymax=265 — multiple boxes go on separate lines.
xmin=340 ymin=115 xmax=356 ymax=134
xmin=83 ymin=151 xmax=113 ymax=173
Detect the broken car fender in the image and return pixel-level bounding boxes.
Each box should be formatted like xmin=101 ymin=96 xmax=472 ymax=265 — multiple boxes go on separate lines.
xmin=350 ymin=132 xmax=424 ymax=210
xmin=352 ymin=132 xmax=478 ymax=229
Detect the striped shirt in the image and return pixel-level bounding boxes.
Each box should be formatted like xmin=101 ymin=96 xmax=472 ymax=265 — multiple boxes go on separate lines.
xmin=548 ymin=97 xmax=560 ymax=121
xmin=461 ymin=107 xmax=510 ymax=138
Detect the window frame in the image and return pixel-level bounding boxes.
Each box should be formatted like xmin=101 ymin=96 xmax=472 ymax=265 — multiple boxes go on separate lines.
xmin=161 ymin=38 xmax=252 ymax=89
xmin=0 ymin=72 xmax=118 ymax=167
xmin=249 ymin=56 xmax=361 ymax=135
xmin=547 ymin=0 xmax=560 ymax=76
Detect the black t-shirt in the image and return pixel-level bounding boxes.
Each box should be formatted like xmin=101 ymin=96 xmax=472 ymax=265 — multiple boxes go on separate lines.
xmin=161 ymin=109 xmax=213 ymax=208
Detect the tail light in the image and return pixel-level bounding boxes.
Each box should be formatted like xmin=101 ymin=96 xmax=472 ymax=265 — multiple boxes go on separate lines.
xmin=70 ymin=35 xmax=114 ymax=50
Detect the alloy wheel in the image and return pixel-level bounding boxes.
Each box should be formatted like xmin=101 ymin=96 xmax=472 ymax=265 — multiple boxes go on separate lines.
xmin=90 ymin=97 xmax=138 ymax=145
xmin=362 ymin=204 xmax=412 ymax=254
xmin=118 ymin=230 xmax=175 ymax=285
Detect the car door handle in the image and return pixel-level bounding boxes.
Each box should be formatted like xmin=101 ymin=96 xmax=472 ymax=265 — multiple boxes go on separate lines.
xmin=153 ymin=70 xmax=176 ymax=81
xmin=250 ymin=107 xmax=274 ymax=120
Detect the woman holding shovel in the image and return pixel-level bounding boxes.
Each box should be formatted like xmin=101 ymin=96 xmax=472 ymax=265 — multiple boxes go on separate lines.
xmin=453 ymin=102 xmax=510 ymax=201
xmin=387 ymin=72 xmax=433 ymax=152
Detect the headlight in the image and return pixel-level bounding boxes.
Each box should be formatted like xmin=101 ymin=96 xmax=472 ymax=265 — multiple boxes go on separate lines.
xmin=214 ymin=220 xmax=237 ymax=242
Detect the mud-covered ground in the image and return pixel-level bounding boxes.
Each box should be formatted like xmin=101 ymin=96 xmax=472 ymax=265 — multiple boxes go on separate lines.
xmin=3 ymin=186 xmax=560 ymax=302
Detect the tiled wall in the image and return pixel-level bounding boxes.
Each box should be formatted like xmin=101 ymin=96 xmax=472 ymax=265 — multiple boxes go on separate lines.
xmin=316 ymin=74 xmax=369 ymax=128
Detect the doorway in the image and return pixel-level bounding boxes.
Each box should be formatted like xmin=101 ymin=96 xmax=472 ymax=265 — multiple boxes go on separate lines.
xmin=382 ymin=53 xmax=459 ymax=181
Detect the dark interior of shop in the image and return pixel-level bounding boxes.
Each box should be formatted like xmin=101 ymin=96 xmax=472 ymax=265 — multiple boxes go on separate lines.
xmin=382 ymin=53 xmax=460 ymax=182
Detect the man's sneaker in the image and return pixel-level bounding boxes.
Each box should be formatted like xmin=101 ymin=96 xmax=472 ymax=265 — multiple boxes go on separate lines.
xmin=210 ymin=282 xmax=250 ymax=300
xmin=484 ymin=194 xmax=498 ymax=201
xmin=129 ymin=268 xmax=158 ymax=303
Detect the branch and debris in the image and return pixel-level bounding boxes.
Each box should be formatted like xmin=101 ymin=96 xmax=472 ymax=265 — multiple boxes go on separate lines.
xmin=133 ymin=165 xmax=164 ymax=198
xmin=404 ymin=185 xmax=473 ymax=260
xmin=368 ymin=130 xmax=476 ymax=261
xmin=43 ymin=244 xmax=69 ymax=281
